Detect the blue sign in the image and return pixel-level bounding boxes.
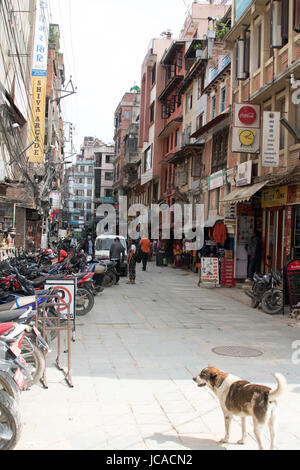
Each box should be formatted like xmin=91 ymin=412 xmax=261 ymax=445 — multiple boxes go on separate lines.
xmin=236 ymin=0 xmax=252 ymax=19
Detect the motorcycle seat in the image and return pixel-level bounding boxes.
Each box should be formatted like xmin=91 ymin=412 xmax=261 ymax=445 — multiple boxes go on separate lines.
xmin=0 ymin=308 xmax=29 ymax=323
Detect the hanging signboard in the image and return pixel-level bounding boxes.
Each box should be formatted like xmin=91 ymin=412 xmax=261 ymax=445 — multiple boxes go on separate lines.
xmin=262 ymin=111 xmax=280 ymax=167
xmin=236 ymin=160 xmax=252 ymax=186
xmin=201 ymin=257 xmax=219 ymax=285
xmin=232 ymin=104 xmax=261 ymax=154
xmin=208 ymin=169 xmax=226 ymax=190
xmin=45 ymin=279 xmax=76 ymax=320
xmin=284 ymin=259 xmax=300 ymax=310
xmin=234 ymin=104 xmax=261 ymax=128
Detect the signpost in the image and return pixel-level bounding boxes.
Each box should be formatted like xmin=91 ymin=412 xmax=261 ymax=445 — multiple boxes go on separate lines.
xmin=201 ymin=257 xmax=219 ymax=286
xmin=45 ymin=278 xmax=77 ymax=320
xmin=284 ymin=259 xmax=300 ymax=312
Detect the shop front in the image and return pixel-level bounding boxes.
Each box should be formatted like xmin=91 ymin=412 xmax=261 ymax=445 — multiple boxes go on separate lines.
xmin=221 ymin=180 xmax=267 ymax=280
xmin=262 ymin=185 xmax=296 ymax=271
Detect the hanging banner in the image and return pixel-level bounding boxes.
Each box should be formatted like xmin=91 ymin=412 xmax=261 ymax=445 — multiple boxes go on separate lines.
xmin=262 ymin=111 xmax=280 ymax=167
xmin=29 ymin=0 xmax=49 ymax=163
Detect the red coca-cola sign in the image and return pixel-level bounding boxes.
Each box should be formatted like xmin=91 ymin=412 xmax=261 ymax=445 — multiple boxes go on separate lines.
xmin=238 ymin=106 xmax=257 ymax=125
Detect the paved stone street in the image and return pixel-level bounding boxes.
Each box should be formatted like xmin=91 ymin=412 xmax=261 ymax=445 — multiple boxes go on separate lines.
xmin=15 ymin=261 xmax=300 ymax=451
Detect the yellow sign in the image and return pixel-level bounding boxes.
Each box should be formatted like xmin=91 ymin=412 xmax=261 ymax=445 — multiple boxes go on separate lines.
xmin=238 ymin=129 xmax=256 ymax=146
xmin=29 ymin=76 xmax=47 ymax=163
xmin=262 ymin=186 xmax=288 ymax=208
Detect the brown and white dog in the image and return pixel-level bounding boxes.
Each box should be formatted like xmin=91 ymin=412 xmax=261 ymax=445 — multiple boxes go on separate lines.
xmin=193 ymin=366 xmax=286 ymax=450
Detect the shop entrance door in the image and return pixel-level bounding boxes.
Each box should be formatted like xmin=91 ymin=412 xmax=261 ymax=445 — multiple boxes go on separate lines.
xmin=235 ymin=216 xmax=254 ymax=279
xmin=265 ymin=208 xmax=285 ymax=271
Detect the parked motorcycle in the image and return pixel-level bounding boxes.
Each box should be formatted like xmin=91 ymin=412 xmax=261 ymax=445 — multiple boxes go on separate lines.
xmin=0 ymin=321 xmax=49 ymax=388
xmin=0 ymin=389 xmax=22 ymax=450
xmin=245 ymin=261 xmax=283 ymax=314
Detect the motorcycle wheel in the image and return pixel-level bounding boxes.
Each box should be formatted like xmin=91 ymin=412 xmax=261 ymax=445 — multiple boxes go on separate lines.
xmin=20 ymin=337 xmax=45 ymax=388
xmin=261 ymin=290 xmax=283 ymax=315
xmin=0 ymin=372 xmax=21 ymax=403
xmin=102 ymin=273 xmax=116 ymax=288
xmin=0 ymin=391 xmax=22 ymax=450
xmin=76 ymin=288 xmax=95 ymax=316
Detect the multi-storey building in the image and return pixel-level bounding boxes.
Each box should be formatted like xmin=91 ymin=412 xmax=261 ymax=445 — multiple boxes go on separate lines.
xmin=138 ymin=37 xmax=173 ymax=207
xmin=113 ymin=90 xmax=140 ymax=202
xmin=63 ymin=137 xmax=114 ymax=234
xmin=0 ymin=0 xmax=43 ymax=250
xmin=65 ymin=152 xmax=94 ymax=231
xmin=222 ymin=0 xmax=300 ymax=276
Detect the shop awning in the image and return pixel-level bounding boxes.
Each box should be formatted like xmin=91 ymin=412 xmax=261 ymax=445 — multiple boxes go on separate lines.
xmin=221 ymin=181 xmax=268 ymax=204
xmin=204 ymin=215 xmax=224 ymax=228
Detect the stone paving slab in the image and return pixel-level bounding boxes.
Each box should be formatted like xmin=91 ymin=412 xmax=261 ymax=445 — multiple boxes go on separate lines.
xmin=14 ymin=263 xmax=300 ymax=451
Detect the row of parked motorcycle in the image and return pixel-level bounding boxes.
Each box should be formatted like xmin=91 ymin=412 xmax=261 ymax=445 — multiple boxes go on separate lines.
xmin=0 ymin=246 xmax=118 ymax=449
xmin=244 ymin=257 xmax=284 ymax=315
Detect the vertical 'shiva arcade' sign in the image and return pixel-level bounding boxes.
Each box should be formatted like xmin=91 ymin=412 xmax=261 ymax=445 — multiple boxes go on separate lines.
xmin=29 ymin=1 xmax=49 ymax=163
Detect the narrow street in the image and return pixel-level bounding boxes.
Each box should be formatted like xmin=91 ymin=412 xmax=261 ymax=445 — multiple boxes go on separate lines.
xmin=15 ymin=262 xmax=300 ymax=451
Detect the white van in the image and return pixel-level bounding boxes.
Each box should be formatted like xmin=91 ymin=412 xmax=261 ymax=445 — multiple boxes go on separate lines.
xmin=95 ymin=235 xmax=128 ymax=276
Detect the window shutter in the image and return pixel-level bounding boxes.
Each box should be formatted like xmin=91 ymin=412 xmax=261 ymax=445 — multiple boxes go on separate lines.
xmin=270 ymin=0 xmax=283 ymax=48
xmin=294 ymin=0 xmax=300 ymax=32
xmin=281 ymin=0 xmax=289 ymax=46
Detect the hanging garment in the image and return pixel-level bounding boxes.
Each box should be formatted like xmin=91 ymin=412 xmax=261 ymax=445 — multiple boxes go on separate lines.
xmin=213 ymin=222 xmax=227 ymax=245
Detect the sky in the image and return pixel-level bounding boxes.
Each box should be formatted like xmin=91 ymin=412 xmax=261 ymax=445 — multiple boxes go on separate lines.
xmin=48 ymin=0 xmax=193 ymax=153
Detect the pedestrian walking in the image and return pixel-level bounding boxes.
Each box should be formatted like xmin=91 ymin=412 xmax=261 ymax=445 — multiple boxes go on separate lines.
xmin=109 ymin=237 xmax=125 ymax=285
xmin=83 ymin=234 xmax=94 ymax=257
xmin=140 ymin=237 xmax=151 ymax=271
xmin=127 ymin=240 xmax=137 ymax=285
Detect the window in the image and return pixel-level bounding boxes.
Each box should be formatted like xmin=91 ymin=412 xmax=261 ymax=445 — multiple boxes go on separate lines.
xmin=294 ymin=0 xmax=300 ymax=32
xmin=175 ymin=128 xmax=180 ymax=147
xmin=211 ymin=94 xmax=216 ymax=119
xmin=254 ymin=22 xmax=262 ymax=70
xmin=105 ymin=155 xmax=113 ymax=164
xmin=105 ymin=189 xmax=113 ymax=197
xmin=105 ymin=172 xmax=113 ymax=181
xmin=197 ymin=71 xmax=205 ymax=99
xmin=150 ymin=102 xmax=155 ymax=123
xmin=220 ymin=86 xmax=226 ymax=112
xmin=144 ymin=146 xmax=152 ymax=172
xmin=151 ymin=64 xmax=156 ymax=84
xmin=211 ymin=127 xmax=229 ymax=173
xmin=80 ymin=166 xmax=85 ymax=172
xmin=186 ymin=92 xmax=193 ymax=112
xmin=191 ymin=151 xmax=202 ymax=178
xmin=270 ymin=0 xmax=290 ymax=48
xmin=87 ymin=190 xmax=92 ymax=197
xmin=124 ymin=110 xmax=131 ymax=121
xmin=196 ymin=113 xmax=203 ymax=130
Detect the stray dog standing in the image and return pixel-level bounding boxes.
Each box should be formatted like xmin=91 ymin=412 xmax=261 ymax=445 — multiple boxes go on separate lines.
xmin=193 ymin=366 xmax=286 ymax=450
